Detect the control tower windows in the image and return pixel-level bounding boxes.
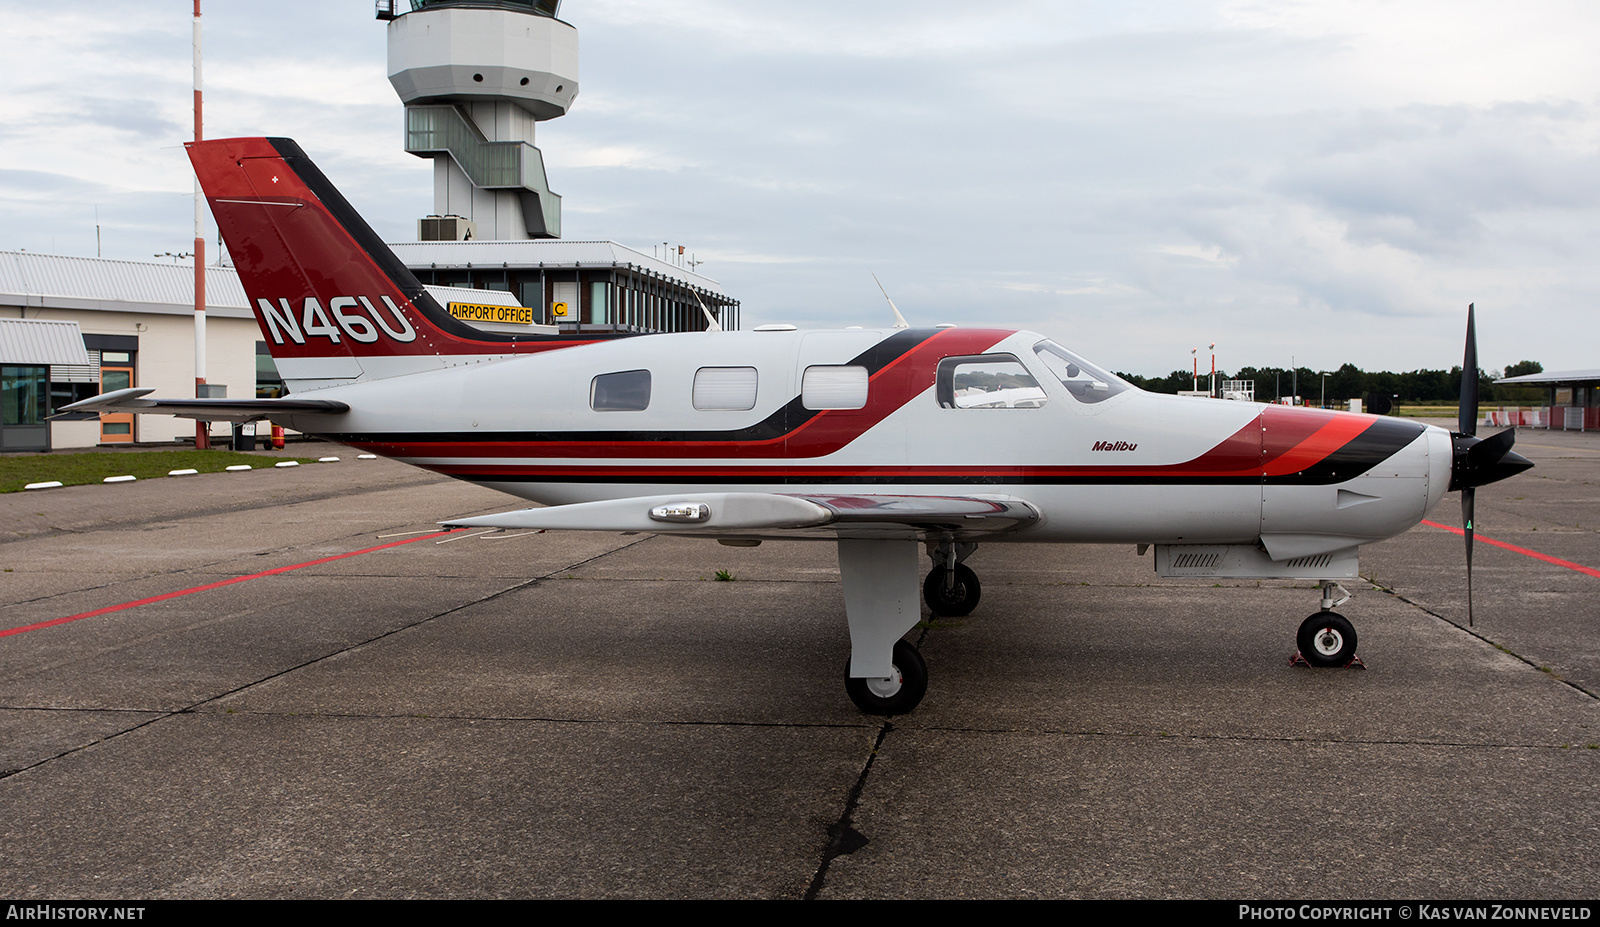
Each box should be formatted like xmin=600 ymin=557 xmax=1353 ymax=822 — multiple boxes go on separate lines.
xmin=410 ymin=1 xmax=562 ymax=16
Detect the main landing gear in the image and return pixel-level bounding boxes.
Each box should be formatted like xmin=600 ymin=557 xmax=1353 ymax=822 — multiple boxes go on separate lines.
xmin=1295 ymin=581 xmax=1360 ymax=668
xmin=844 ymin=640 xmax=929 ymax=715
xmin=837 ymin=538 xmax=933 ymax=715
xmin=835 ymin=539 xmax=988 ymax=716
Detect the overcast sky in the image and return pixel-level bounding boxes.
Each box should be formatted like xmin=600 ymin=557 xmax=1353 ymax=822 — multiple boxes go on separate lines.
xmin=3 ymin=1 xmax=1598 ymax=378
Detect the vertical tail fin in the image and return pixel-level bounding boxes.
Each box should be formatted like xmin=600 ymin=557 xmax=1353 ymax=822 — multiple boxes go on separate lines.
xmin=186 ymin=137 xmax=578 ymax=391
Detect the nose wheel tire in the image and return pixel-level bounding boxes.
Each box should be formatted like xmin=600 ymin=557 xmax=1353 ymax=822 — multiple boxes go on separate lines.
xmin=923 ymin=564 xmax=981 ymax=617
xmin=1297 ymin=613 xmax=1358 ymax=667
xmin=845 ymin=640 xmax=929 ymax=715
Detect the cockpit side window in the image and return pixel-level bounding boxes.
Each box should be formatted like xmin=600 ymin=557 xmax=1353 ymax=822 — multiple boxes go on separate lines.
xmin=935 ymin=354 xmax=1048 ymax=409
xmin=1032 ymin=340 xmax=1129 ymax=404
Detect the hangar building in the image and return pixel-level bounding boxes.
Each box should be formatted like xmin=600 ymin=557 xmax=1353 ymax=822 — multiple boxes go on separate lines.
xmin=1493 ymin=369 xmax=1600 ymax=431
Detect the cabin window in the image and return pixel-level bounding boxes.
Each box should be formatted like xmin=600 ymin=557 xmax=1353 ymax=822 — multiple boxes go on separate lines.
xmin=591 ymin=369 xmax=651 ymax=411
xmin=935 ymin=354 xmax=1047 ymax=409
xmin=693 ymin=366 xmax=758 ymax=411
xmin=802 ymin=365 xmax=868 ymax=410
xmin=1032 ymin=340 xmax=1129 ymax=404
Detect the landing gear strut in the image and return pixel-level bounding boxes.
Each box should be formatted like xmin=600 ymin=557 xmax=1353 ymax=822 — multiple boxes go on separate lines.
xmin=838 ymin=538 xmax=928 ymax=715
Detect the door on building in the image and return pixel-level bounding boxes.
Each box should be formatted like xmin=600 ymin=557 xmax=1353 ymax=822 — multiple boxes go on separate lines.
xmin=99 ymin=364 xmax=135 ymax=444
xmin=551 ymin=280 xmax=578 ymax=325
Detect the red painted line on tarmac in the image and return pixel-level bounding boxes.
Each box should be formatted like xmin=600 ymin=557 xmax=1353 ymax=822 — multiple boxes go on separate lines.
xmin=1421 ymin=520 xmax=1600 ymax=579
xmin=0 ymin=530 xmax=461 ymax=639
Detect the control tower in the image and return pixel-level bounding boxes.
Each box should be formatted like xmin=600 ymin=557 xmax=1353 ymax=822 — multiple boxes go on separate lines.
xmin=378 ymin=0 xmax=575 ymax=240
xmin=375 ymin=0 xmax=739 ymax=334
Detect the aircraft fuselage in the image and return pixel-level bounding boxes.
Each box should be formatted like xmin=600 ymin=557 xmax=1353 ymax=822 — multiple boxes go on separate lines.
xmin=275 ymin=326 xmax=1451 ymax=558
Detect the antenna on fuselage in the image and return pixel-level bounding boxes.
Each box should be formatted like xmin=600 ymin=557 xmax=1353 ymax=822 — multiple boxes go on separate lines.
xmin=692 ymin=291 xmax=723 ymax=333
xmin=871 ymin=271 xmax=911 ymax=329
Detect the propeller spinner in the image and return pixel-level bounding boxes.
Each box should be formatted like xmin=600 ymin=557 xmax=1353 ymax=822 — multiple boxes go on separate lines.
xmin=1449 ymin=303 xmax=1535 ymax=625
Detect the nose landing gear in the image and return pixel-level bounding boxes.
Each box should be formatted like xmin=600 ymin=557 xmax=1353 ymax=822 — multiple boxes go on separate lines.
xmin=923 ymin=540 xmax=981 ymax=617
xmin=1295 ymin=581 xmax=1361 ymax=668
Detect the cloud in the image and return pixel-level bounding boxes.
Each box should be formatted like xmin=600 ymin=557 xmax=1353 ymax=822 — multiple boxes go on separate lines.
xmin=3 ymin=1 xmax=1599 ymax=374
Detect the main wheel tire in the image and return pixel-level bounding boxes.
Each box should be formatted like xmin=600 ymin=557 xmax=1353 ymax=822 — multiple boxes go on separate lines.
xmin=923 ymin=564 xmax=981 ymax=617
xmin=1297 ymin=613 xmax=1358 ymax=667
xmin=845 ymin=640 xmax=929 ymax=715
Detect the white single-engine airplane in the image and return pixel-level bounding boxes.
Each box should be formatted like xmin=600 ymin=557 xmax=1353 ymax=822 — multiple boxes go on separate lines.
xmin=68 ymin=138 xmax=1533 ymax=714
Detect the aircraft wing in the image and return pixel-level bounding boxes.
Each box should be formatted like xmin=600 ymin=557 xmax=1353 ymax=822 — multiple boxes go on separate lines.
xmin=56 ymin=388 xmax=350 ymax=424
xmin=444 ymin=492 xmax=1039 ymax=540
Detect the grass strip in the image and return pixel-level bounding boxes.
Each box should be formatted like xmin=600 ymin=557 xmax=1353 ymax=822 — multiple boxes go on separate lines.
xmin=1 ymin=450 xmax=323 ymax=493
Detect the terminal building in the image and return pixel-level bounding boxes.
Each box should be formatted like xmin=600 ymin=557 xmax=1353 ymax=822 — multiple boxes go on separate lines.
xmin=0 ymin=0 xmax=738 ymax=451
xmin=0 ymin=255 xmax=258 ymax=450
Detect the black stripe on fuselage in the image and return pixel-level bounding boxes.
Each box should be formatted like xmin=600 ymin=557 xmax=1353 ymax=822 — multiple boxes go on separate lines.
xmin=418 ymin=416 xmax=1427 ymax=487
xmin=1272 ymin=418 xmax=1426 ymax=484
xmin=436 ymin=469 xmax=1380 ymax=488
xmin=316 ymin=328 xmax=940 ymax=447
xmin=448 ymin=473 xmax=1265 ymax=486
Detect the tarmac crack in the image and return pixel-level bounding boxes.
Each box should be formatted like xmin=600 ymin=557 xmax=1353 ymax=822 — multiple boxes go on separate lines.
xmin=804 ymin=720 xmax=892 ymax=901
xmin=798 ymin=622 xmax=944 ymax=899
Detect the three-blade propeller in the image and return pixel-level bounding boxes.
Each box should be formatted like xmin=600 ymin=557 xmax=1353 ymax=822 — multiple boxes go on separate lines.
xmin=1449 ymin=303 xmax=1535 ymax=625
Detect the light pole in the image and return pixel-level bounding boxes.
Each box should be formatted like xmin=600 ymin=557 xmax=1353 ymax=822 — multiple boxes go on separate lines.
xmin=1209 ymin=343 xmax=1216 ymax=398
xmin=1191 ymin=348 xmax=1198 ymax=391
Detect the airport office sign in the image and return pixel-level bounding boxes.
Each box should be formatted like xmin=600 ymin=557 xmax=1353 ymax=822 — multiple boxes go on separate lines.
xmin=448 ymin=301 xmax=535 ymax=325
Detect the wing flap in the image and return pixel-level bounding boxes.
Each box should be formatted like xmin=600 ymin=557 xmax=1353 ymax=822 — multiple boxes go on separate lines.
xmin=802 ymin=493 xmax=1038 ymax=535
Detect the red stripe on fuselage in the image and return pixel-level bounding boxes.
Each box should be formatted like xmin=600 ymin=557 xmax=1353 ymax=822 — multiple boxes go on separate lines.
xmin=1262 ymin=407 xmax=1374 ymax=476
xmin=337 ymin=345 xmax=1396 ymax=483
xmin=351 ymin=328 xmax=1015 ymax=460
xmin=413 ymin=406 xmax=1398 ymax=484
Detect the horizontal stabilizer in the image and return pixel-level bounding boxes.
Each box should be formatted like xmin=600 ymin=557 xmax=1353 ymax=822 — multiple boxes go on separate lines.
xmin=445 ymin=493 xmax=1038 ymax=539
xmin=56 ymin=387 xmax=349 ymax=423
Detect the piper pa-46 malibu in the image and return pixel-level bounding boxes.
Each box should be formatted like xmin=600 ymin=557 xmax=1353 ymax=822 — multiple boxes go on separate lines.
xmin=68 ymin=137 xmax=1533 ymax=715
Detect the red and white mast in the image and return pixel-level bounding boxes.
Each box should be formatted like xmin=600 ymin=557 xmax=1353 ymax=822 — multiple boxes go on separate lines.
xmin=192 ymin=0 xmax=209 ymax=449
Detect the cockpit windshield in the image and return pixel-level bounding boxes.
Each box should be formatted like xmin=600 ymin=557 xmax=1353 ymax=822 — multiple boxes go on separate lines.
xmin=1032 ymin=340 xmax=1131 ymax=404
